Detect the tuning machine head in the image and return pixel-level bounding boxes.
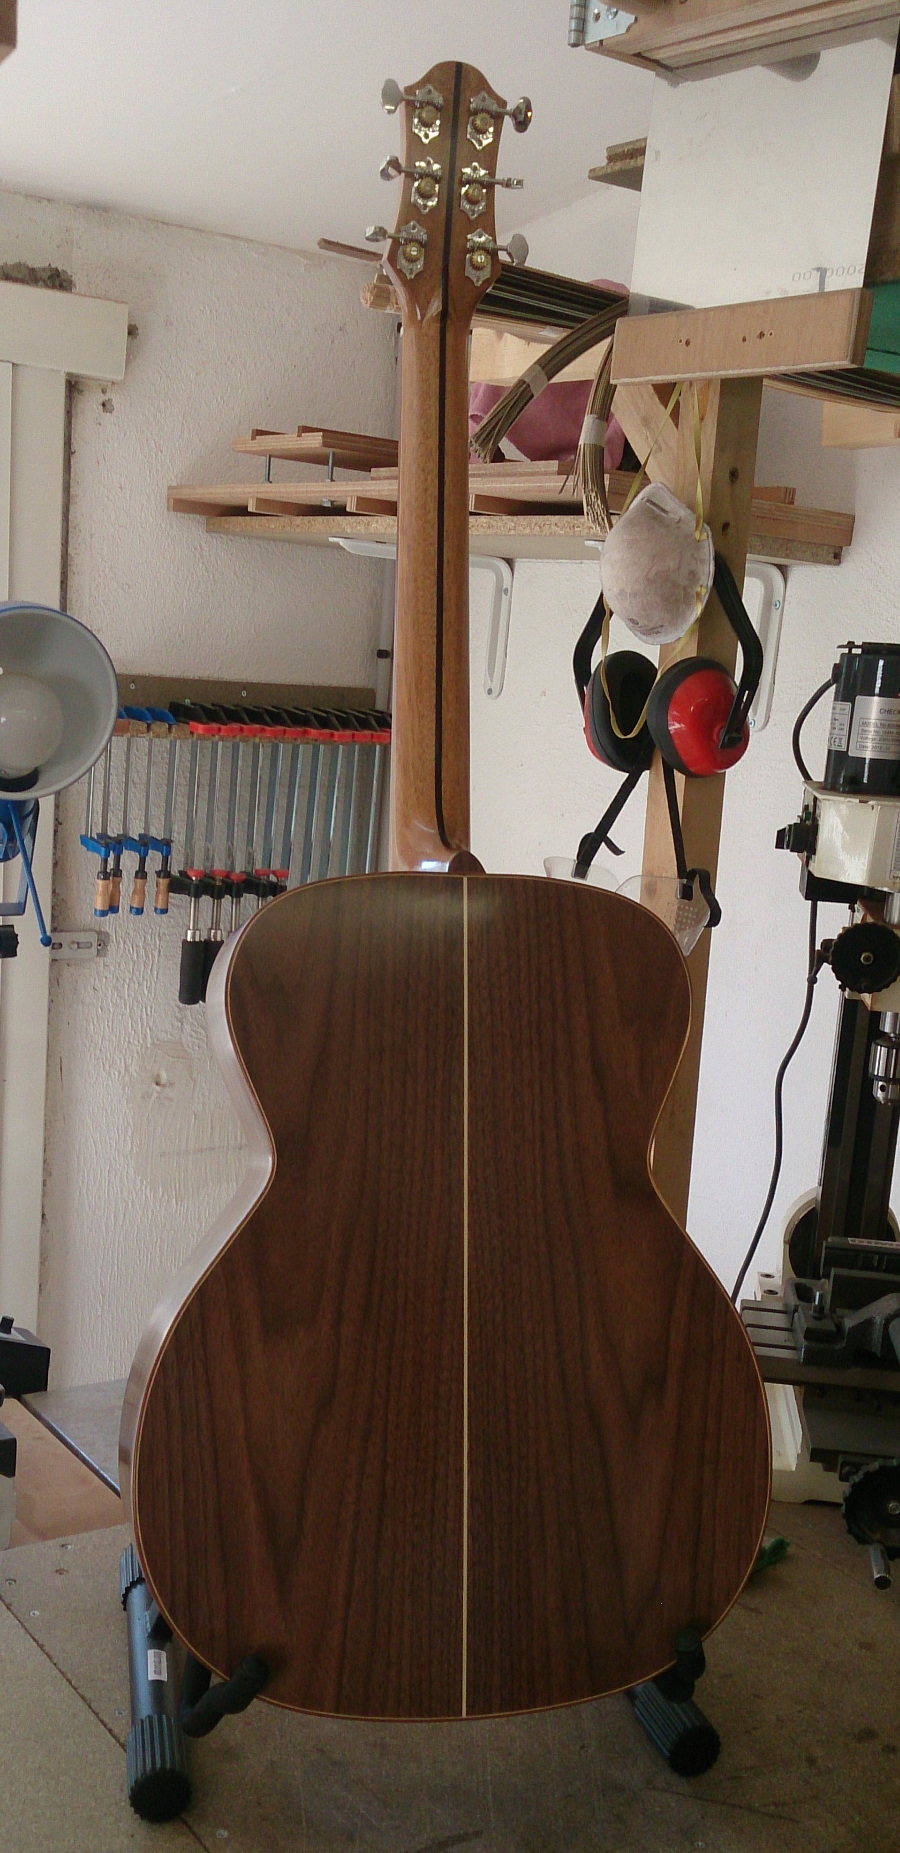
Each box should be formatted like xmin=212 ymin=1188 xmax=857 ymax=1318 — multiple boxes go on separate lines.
xmin=460 ymin=161 xmax=524 ymax=220
xmin=369 ymin=219 xmax=428 ymax=278
xmin=379 ymin=153 xmax=442 ymax=213
xmin=467 ymin=91 xmax=533 ymax=150
xmin=381 ymin=77 xmax=444 ymax=144
xmin=465 ymin=229 xmax=529 ymax=284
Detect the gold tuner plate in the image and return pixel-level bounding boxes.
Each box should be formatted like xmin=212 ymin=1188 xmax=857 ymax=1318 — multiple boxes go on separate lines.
xmin=381 ymin=78 xmax=443 ymax=143
xmin=397 ymin=220 xmax=428 ymax=279
xmin=467 ymin=92 xmax=533 ymax=151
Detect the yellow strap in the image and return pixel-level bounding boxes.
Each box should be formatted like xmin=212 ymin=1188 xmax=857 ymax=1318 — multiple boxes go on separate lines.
xmin=691 ymin=381 xmax=704 ymax=540
xmin=599 ymin=596 xmax=703 ymax=743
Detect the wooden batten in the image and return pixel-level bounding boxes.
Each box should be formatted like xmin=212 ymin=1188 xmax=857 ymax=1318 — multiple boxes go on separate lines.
xmin=612 ymin=289 xmax=873 ymax=384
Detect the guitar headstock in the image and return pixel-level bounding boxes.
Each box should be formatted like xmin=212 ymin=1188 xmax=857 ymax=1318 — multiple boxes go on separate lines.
xmin=374 ymin=62 xmax=530 ymax=328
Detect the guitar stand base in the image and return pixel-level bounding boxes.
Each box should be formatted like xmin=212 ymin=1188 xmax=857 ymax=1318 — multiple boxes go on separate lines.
xmin=120 ymin=1545 xmax=192 ymax=1822
xmin=627 ymin=1627 xmax=721 ymax=1778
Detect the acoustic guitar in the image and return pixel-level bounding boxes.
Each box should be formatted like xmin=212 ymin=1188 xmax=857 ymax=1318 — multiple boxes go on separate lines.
xmin=120 ymin=62 xmax=770 ymax=1721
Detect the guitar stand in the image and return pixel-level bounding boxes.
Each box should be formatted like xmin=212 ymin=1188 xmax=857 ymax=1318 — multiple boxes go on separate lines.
xmin=626 ymin=1628 xmax=721 ymax=1777
xmin=120 ymin=1543 xmax=268 ymax=1822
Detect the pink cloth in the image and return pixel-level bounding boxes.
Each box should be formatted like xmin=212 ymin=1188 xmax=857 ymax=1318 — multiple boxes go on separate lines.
xmin=469 ymin=280 xmax=629 ymax=471
xmin=469 ymin=381 xmax=625 ymax=472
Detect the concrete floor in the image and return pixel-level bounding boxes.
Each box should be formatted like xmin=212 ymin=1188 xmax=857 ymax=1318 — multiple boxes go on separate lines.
xmin=0 ymin=1500 xmax=897 ymax=1853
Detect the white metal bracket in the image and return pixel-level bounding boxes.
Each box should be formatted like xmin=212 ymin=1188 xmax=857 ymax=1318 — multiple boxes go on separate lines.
xmin=331 ymin=538 xmax=516 ymax=699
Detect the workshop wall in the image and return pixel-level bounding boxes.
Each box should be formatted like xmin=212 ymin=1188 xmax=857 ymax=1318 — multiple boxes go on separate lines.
xmin=9 ymin=173 xmax=895 ymax=1382
xmin=0 ymin=186 xmax=396 ymax=1387
xmin=469 ymin=388 xmax=900 ymax=1292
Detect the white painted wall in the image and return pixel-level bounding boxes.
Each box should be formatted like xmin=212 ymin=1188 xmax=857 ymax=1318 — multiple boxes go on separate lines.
xmin=0 ymin=187 xmax=395 ymax=1386
xmin=9 ymin=172 xmax=895 ymax=1384
xmin=469 ymin=383 xmax=900 ymax=1293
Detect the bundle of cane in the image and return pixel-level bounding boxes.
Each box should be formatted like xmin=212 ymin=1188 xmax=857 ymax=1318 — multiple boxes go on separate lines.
xmin=469 ymin=307 xmax=623 ymax=464
xmin=573 ymin=339 xmax=616 ymax=535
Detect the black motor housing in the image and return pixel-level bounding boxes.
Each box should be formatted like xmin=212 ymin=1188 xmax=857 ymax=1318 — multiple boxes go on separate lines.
xmin=824 ymin=643 xmax=900 ymax=796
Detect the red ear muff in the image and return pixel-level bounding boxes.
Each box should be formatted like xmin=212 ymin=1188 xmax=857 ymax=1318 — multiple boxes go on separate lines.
xmin=584 ymin=650 xmax=656 ymax=774
xmin=646 ymin=657 xmax=750 ymax=777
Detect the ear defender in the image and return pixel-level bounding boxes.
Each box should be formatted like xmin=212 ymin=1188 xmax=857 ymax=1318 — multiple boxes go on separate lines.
xmin=585 ymin=650 xmax=656 ymax=773
xmin=646 ymin=656 xmax=749 ymax=777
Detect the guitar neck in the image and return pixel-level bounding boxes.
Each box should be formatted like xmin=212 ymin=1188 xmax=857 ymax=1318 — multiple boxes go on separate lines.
xmin=390 ymin=312 xmax=471 ymax=872
xmin=382 ymin=59 xmax=512 ymax=874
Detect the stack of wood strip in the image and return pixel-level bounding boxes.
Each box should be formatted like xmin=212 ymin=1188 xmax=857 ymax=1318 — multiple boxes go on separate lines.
xmin=362 ymin=262 xmax=628 ymax=334
xmin=168 ymin=436 xmax=854 ymax=564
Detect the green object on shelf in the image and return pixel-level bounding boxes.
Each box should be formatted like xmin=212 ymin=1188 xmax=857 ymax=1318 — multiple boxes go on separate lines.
xmin=753 ymin=1533 xmax=789 ymax=1574
xmin=865 ymin=282 xmax=900 ymax=370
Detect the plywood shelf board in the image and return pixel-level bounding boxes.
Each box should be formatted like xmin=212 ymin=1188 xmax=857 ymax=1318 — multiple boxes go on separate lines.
xmin=199 ymin=510 xmax=845 ymax=567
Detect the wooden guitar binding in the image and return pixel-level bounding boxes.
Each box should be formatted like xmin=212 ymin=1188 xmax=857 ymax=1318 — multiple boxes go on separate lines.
xmin=121 ymin=59 xmax=770 ymax=1723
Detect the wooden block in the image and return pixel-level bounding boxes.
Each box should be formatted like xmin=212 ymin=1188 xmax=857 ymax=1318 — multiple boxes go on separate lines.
xmin=822 ymin=400 xmax=900 ymax=445
xmin=0 ymin=1 xmax=14 ymax=63
xmin=470 ymin=325 xmax=608 ymax=386
xmin=612 ymin=290 xmax=873 ymax=384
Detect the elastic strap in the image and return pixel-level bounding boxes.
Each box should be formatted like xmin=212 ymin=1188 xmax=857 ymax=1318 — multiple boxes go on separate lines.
xmin=574 ymin=764 xmax=645 ymax=877
xmin=664 ymin=759 xmax=721 ymax=929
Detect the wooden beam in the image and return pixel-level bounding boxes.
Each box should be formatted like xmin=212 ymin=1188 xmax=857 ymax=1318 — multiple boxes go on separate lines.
xmin=612 ymin=290 xmax=873 ymax=385
xmin=637 ymin=378 xmax=763 ymax=1223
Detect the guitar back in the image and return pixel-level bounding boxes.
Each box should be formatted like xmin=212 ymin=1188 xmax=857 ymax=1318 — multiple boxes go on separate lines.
xmin=122 ymin=872 xmax=770 ymax=1719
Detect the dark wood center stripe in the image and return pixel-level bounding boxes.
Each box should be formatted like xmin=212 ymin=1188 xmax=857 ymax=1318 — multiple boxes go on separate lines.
xmin=434 ymin=60 xmax=464 ymax=853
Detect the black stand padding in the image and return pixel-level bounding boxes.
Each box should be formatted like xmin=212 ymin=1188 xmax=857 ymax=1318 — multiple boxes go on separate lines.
xmin=628 ymin=1627 xmax=721 ymax=1777
xmin=120 ymin=1544 xmax=191 ymax=1822
xmin=200 ymin=938 xmax=223 ymax=1001
xmin=0 ymin=1418 xmax=15 ymax=1478
xmin=0 ymin=925 xmax=18 ymax=958
xmin=0 ymin=1316 xmax=50 ymax=1394
xmin=629 ymin=1682 xmax=721 ymax=1777
xmin=179 ymin=1649 xmax=270 ymax=1738
xmin=178 ymin=938 xmax=206 ymax=1006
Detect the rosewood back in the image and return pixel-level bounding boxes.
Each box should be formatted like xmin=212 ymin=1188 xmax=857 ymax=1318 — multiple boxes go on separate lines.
xmin=122 ymin=873 xmax=770 ymax=1718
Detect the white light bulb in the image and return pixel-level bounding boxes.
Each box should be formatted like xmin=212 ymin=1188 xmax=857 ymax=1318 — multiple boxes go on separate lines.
xmin=0 ymin=672 xmax=65 ymax=776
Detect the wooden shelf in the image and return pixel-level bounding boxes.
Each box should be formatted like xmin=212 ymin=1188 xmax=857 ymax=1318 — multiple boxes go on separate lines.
xmin=582 ymin=0 xmax=900 ymax=77
xmin=187 ymin=508 xmax=848 ymax=568
xmin=169 ymin=454 xmax=852 ymax=565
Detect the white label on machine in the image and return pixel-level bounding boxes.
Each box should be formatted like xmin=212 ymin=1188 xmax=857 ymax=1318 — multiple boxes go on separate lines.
xmin=891 ymin=812 xmax=900 ymax=880
xmin=849 ymin=696 xmax=900 ymax=760
xmin=147 ymin=1648 xmax=168 ymax=1683
xmin=828 ymin=701 xmax=851 ymax=752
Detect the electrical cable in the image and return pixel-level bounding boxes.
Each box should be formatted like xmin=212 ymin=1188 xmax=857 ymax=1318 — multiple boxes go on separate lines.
xmin=730 ymin=897 xmax=823 ymax=1305
xmin=792 ymin=675 xmax=834 ymax=784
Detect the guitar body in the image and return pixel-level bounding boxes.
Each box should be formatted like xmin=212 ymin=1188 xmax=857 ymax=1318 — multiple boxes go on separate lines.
xmin=121 ymin=871 xmax=770 ymax=1719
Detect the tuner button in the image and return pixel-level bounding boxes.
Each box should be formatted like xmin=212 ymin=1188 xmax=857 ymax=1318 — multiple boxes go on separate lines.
xmin=382 ymin=78 xmax=403 ymax=114
xmin=365 ymin=225 xmax=390 ymax=243
xmin=510 ymin=95 xmax=533 ymax=132
xmin=379 ymin=155 xmax=403 ymax=181
xmin=505 ymin=233 xmax=529 ymax=266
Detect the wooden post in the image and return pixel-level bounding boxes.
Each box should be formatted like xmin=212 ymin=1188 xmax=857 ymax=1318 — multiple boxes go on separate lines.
xmin=613 ymin=376 xmax=763 ymax=1222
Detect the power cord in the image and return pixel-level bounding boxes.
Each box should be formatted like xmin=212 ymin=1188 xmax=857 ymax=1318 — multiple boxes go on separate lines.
xmin=731 ymin=898 xmax=826 ymax=1305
